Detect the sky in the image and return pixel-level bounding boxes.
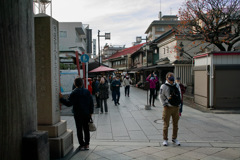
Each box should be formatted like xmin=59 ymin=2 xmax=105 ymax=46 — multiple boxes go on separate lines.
xmin=50 ymin=0 xmax=185 ymax=49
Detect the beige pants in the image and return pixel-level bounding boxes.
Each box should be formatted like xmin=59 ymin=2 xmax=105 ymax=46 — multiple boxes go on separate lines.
xmin=162 ymin=106 xmax=179 ymax=140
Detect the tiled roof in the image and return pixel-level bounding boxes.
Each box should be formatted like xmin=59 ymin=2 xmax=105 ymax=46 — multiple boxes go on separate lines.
xmin=107 ymin=43 xmax=145 ymax=60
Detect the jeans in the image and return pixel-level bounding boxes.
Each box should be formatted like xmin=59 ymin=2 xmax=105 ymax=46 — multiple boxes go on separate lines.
xmin=125 ymin=86 xmax=130 ymax=96
xmin=179 ymin=101 xmax=183 ymax=113
xmin=149 ymin=88 xmax=156 ymax=105
xmin=113 ymin=90 xmax=120 ymax=104
xmin=95 ymin=95 xmax=100 ymax=108
xmin=74 ymin=114 xmax=90 ymax=146
xmin=100 ymin=99 xmax=108 ymax=113
xmin=162 ymin=106 xmax=179 ymax=140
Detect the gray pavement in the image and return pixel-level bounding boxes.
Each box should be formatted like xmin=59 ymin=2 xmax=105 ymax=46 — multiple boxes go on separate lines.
xmin=60 ymin=86 xmax=240 ymax=160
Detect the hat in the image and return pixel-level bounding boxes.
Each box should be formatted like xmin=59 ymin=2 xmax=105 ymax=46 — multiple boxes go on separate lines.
xmin=176 ymin=77 xmax=181 ymax=80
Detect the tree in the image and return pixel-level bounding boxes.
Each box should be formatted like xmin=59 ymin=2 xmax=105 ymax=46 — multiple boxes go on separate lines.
xmin=178 ymin=0 xmax=240 ymax=51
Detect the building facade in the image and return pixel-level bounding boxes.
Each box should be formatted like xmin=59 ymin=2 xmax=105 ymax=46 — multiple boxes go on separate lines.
xmin=194 ymin=52 xmax=240 ymax=109
xmin=145 ymin=13 xmax=179 ymax=41
xmin=59 ymin=22 xmax=93 ymax=65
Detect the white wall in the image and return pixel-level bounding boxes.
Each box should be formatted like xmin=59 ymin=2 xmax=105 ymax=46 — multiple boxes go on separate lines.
xmin=158 ymin=36 xmax=177 ymax=62
xmin=195 ymin=54 xmax=240 ymax=66
xmin=59 ymin=22 xmax=87 ymax=53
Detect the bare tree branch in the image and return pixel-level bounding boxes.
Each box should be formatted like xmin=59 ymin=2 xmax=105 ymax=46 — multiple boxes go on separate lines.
xmin=178 ymin=0 xmax=240 ymax=51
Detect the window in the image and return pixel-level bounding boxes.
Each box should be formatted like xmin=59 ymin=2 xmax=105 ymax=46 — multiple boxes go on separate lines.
xmin=163 ymin=48 xmax=165 ymax=54
xmin=60 ymin=31 xmax=67 ymax=38
xmin=167 ymin=46 xmax=169 ymax=53
xmin=156 ymin=27 xmax=165 ymax=32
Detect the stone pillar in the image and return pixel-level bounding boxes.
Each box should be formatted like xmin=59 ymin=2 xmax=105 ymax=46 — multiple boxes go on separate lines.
xmin=34 ymin=14 xmax=73 ymax=159
xmin=0 ymin=1 xmax=49 ymax=160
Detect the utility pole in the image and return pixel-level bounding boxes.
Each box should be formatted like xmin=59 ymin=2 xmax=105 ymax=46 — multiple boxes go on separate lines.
xmin=97 ymin=30 xmax=111 ymax=66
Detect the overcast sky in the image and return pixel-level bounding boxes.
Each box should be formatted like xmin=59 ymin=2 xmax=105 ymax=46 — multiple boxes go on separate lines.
xmin=51 ymin=0 xmax=185 ymax=50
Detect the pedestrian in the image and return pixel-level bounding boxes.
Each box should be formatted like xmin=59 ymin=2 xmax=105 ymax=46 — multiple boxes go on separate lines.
xmin=72 ymin=76 xmax=80 ymax=90
xmin=92 ymin=78 xmax=96 ymax=95
xmin=123 ymin=75 xmax=132 ymax=97
xmin=103 ymin=75 xmax=108 ymax=83
xmin=159 ymin=72 xmax=181 ymax=146
xmin=110 ymin=76 xmax=116 ymax=101
xmin=146 ymin=72 xmax=158 ymax=107
xmin=95 ymin=77 xmax=100 ymax=108
xmin=59 ymin=77 xmax=94 ymax=150
xmin=155 ymin=80 xmax=161 ymax=100
xmin=111 ymin=75 xmax=121 ymax=106
xmin=175 ymin=77 xmax=186 ymax=116
xmin=109 ymin=75 xmax=112 ymax=83
xmin=98 ymin=77 xmax=109 ymax=113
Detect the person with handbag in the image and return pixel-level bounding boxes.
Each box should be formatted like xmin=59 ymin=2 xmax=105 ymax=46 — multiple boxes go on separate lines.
xmin=98 ymin=77 xmax=109 ymax=113
xmin=59 ymin=77 xmax=94 ymax=150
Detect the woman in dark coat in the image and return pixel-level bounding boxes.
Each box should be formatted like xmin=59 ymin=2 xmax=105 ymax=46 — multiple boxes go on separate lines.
xmin=98 ymin=77 xmax=109 ymax=113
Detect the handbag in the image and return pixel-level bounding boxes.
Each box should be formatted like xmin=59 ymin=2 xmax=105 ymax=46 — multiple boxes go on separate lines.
xmin=88 ymin=117 xmax=96 ymax=132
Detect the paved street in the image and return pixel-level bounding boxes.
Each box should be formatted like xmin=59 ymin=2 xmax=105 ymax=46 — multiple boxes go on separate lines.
xmin=60 ymin=86 xmax=240 ymax=160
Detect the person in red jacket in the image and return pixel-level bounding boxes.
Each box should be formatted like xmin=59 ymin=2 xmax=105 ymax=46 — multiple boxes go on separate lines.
xmin=146 ymin=73 xmax=158 ymax=107
xmin=176 ymin=77 xmax=186 ymax=116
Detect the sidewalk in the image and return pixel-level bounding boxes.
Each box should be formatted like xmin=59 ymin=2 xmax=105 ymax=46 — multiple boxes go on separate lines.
xmin=60 ymin=86 xmax=240 ymax=160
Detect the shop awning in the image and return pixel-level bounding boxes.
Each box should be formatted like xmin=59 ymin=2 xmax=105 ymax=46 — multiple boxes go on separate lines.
xmin=89 ymin=65 xmax=116 ymax=73
xmin=128 ymin=71 xmax=138 ymax=73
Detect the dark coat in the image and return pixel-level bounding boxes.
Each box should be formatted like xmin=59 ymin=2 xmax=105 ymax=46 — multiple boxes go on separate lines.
xmin=98 ymin=82 xmax=109 ymax=99
xmin=92 ymin=81 xmax=96 ymax=95
xmin=60 ymin=87 xmax=94 ymax=116
xmin=111 ymin=80 xmax=121 ymax=92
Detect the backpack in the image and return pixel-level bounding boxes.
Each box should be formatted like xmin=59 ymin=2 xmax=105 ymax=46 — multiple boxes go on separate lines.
xmin=165 ymin=83 xmax=181 ymax=106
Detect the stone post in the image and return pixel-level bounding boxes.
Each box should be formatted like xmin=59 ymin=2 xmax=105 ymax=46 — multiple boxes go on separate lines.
xmin=35 ymin=14 xmax=73 ymax=159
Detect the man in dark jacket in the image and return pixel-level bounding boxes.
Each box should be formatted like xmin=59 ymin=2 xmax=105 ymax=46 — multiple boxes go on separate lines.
xmin=60 ymin=77 xmax=94 ymax=150
xmin=95 ymin=77 xmax=100 ymax=108
xmin=111 ymin=76 xmax=121 ymax=106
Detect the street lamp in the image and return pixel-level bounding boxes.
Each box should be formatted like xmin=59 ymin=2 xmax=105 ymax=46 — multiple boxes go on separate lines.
xmin=179 ymin=42 xmax=184 ymax=57
xmin=178 ymin=42 xmax=193 ymax=59
xmin=136 ymin=36 xmax=151 ymax=110
xmin=98 ymin=30 xmax=111 ymax=66
xmin=136 ymin=36 xmax=148 ymax=67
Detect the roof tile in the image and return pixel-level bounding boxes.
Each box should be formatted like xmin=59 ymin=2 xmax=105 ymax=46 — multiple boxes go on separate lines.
xmin=108 ymin=43 xmax=145 ymax=60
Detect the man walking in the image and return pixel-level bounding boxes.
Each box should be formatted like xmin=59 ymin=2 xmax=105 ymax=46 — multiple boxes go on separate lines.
xmin=123 ymin=75 xmax=132 ymax=97
xmin=159 ymin=72 xmax=181 ymax=146
xmin=60 ymin=77 xmax=94 ymax=150
xmin=111 ymin=76 xmax=121 ymax=106
xmin=95 ymin=77 xmax=100 ymax=108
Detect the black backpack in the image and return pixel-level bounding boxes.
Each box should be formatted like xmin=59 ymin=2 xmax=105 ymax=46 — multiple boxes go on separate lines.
xmin=165 ymin=83 xmax=181 ymax=106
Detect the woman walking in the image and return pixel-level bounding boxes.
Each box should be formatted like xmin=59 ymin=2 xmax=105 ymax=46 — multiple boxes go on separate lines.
xmin=98 ymin=77 xmax=109 ymax=113
xmin=146 ymin=73 xmax=158 ymax=107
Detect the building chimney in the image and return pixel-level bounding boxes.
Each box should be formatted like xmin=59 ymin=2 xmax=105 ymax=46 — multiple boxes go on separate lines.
xmin=158 ymin=11 xmax=162 ymax=20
